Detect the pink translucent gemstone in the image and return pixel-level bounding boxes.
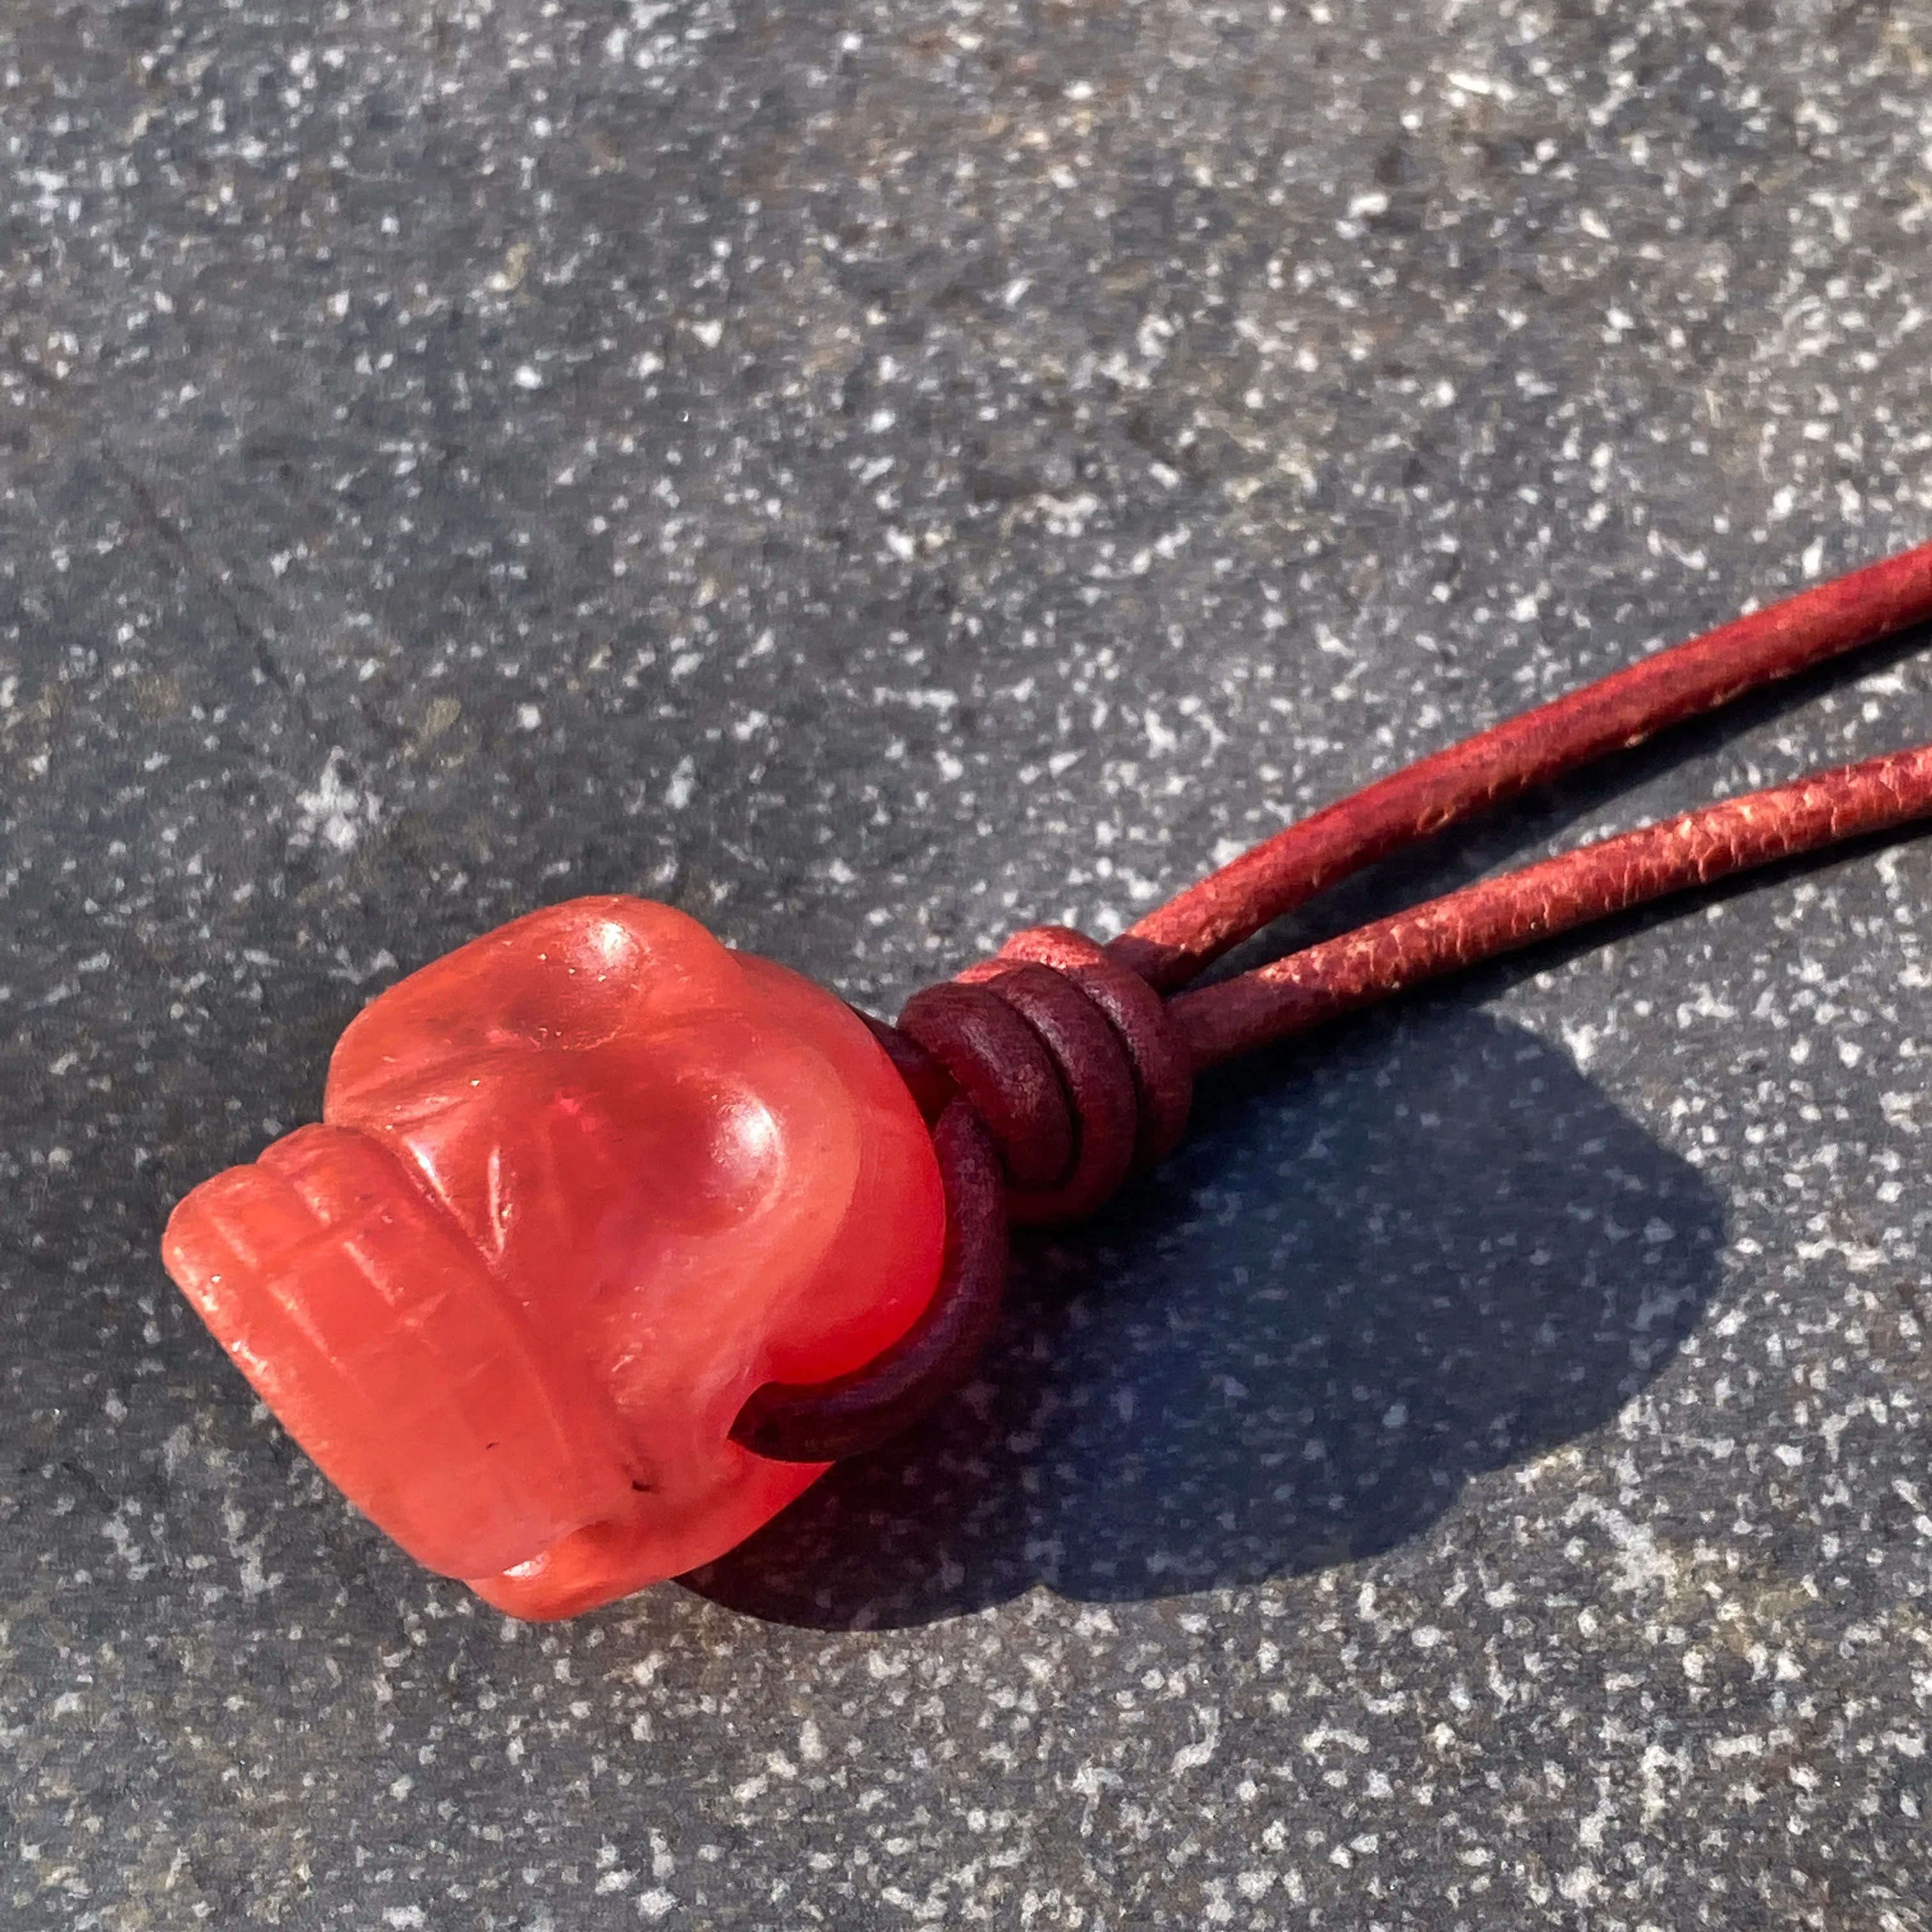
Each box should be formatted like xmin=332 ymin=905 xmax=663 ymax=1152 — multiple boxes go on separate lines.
xmin=163 ymin=897 xmax=947 ymax=1618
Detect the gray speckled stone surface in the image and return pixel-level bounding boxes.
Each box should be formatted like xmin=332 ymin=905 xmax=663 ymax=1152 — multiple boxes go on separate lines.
xmin=4 ymin=0 xmax=1932 ymax=1924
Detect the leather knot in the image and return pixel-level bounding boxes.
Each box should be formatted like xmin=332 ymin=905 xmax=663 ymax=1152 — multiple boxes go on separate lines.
xmin=894 ymin=925 xmax=1192 ymax=1225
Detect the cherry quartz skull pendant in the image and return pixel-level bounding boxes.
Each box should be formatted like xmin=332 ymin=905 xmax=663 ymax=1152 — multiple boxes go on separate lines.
xmin=164 ymin=535 xmax=1932 ymax=1619
xmin=163 ymin=899 xmax=945 ymax=1620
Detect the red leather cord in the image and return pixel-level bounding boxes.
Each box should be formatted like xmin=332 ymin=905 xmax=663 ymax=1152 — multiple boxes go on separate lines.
xmin=988 ymin=926 xmax=1192 ymax=1172
xmin=902 ymin=926 xmax=1193 ymax=1224
xmin=735 ymin=535 xmax=1932 ymax=1461
xmin=899 ymin=977 xmax=1080 ymax=1199
xmin=1169 ymin=742 xmax=1932 ymax=1066
xmin=1111 ymin=537 xmax=1932 ymax=992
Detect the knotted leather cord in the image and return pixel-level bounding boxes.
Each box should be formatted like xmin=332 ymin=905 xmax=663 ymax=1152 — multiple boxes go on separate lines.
xmin=734 ymin=537 xmax=1932 ymax=1462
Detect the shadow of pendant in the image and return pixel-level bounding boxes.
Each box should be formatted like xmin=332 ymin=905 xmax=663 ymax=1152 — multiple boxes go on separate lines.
xmin=686 ymin=1004 xmax=1725 ymax=1630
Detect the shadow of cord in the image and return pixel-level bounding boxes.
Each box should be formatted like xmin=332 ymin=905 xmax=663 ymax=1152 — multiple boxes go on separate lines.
xmin=686 ymin=1004 xmax=1726 ymax=1630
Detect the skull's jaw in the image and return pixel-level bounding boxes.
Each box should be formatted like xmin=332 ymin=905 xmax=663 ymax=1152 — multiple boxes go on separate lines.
xmin=163 ymin=1117 xmax=918 ymax=1608
xmin=164 ymin=1124 xmax=844 ymax=1608
xmin=162 ymin=1123 xmax=646 ymax=1582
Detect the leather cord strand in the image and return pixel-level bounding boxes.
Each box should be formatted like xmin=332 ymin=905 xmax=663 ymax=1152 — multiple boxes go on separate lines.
xmin=1170 ymin=741 xmax=1932 ymax=1067
xmin=731 ymin=535 xmax=1932 ymax=1462
xmin=1112 ymin=535 xmax=1932 ymax=992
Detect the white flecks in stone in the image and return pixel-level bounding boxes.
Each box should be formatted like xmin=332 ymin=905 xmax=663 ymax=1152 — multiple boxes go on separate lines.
xmin=291 ymin=749 xmax=380 ymax=855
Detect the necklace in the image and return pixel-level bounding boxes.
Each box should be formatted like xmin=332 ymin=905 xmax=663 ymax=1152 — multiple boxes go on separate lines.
xmin=163 ymin=537 xmax=1932 ymax=1618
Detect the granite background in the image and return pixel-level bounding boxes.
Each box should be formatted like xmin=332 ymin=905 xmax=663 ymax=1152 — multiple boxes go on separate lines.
xmin=4 ymin=0 xmax=1932 ymax=1924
